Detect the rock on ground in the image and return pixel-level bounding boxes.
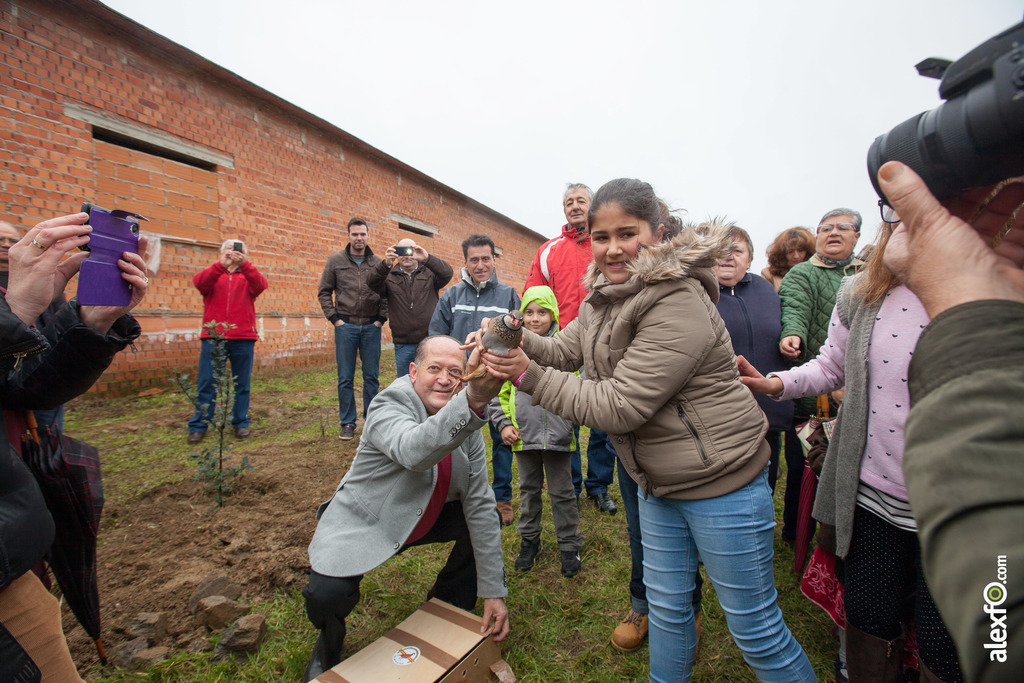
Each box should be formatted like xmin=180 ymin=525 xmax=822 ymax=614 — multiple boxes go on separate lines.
xmin=195 ymin=595 xmax=251 ymax=630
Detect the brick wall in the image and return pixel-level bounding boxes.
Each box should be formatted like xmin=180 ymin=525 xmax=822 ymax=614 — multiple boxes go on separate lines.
xmin=1 ymin=0 xmax=546 ymax=394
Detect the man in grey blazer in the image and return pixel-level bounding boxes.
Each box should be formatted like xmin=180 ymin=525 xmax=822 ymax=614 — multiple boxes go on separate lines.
xmin=302 ymin=335 xmax=510 ymax=680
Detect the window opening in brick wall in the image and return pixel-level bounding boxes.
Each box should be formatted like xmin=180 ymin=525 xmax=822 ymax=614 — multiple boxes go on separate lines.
xmin=92 ymin=138 xmax=221 ymax=245
xmin=93 ymin=127 xmax=217 ymax=171
xmin=398 ymin=222 xmax=434 ymax=239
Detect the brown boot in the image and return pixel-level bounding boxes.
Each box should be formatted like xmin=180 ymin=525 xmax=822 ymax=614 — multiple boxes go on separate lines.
xmin=694 ymin=612 xmax=702 ymax=656
xmin=845 ymin=623 xmax=902 ymax=683
xmin=611 ymin=609 xmax=648 ymax=653
xmin=496 ymin=501 xmax=514 ymax=526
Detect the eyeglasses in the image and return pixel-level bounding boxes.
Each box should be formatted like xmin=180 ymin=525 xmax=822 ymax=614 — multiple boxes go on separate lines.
xmin=0 ymin=237 xmax=18 ymax=245
xmin=816 ymin=223 xmax=857 ymax=234
xmin=878 ymin=199 xmax=901 ymax=224
xmin=418 ymin=364 xmax=464 ymax=381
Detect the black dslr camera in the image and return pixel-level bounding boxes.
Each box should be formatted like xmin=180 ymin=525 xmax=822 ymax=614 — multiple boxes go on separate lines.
xmin=867 ymin=21 xmax=1024 ymax=204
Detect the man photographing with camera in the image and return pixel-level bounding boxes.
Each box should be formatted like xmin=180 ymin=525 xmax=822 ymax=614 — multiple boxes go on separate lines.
xmin=367 ymin=237 xmax=453 ymax=377
xmin=868 ymin=18 xmax=1024 ymax=682
xmin=187 ymin=239 xmax=268 ymax=443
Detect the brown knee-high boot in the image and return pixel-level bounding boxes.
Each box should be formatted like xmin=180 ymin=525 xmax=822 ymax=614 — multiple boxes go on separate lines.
xmin=846 ymin=623 xmax=902 ymax=683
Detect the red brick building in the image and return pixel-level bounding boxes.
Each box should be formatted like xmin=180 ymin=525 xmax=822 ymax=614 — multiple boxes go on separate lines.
xmin=1 ymin=0 xmax=545 ymax=392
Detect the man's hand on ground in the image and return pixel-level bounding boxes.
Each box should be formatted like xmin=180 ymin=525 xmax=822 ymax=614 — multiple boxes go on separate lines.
xmin=481 ymin=598 xmax=510 ymax=642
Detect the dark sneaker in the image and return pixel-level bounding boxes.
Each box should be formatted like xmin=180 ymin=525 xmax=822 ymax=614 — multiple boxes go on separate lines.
xmin=515 ymin=539 xmax=540 ymax=571
xmin=560 ymin=550 xmax=581 ymax=577
xmin=590 ymin=491 xmax=618 ymax=515
xmin=339 ymin=424 xmax=355 ymax=440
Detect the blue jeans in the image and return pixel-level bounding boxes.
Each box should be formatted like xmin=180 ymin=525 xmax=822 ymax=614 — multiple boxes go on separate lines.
xmin=639 ymin=468 xmax=814 ymax=682
xmin=33 ymin=406 xmax=65 ymax=431
xmin=188 ymin=338 xmax=256 ymax=432
xmin=618 ymin=452 xmax=702 ymax=617
xmin=334 ymin=323 xmax=381 ymax=427
xmin=394 ymin=342 xmax=417 ymax=377
xmin=489 ymin=422 xmax=513 ymax=503
xmin=571 ymin=426 xmax=615 ymax=496
xmin=617 ymin=457 xmax=647 ymax=614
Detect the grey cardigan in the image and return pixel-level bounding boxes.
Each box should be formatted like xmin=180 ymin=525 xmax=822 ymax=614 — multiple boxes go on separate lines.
xmin=307 ymin=376 xmax=507 ymax=599
xmin=810 ymin=275 xmax=884 ymax=558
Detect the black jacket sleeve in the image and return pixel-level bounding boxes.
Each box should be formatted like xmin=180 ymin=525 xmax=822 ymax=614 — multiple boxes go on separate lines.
xmin=1 ymin=298 xmax=141 ymax=410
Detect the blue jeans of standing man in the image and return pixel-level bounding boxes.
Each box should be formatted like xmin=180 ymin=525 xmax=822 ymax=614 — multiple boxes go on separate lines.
xmin=617 ymin=457 xmax=648 ymax=615
xmin=334 ymin=323 xmax=381 ymax=428
xmin=571 ymin=426 xmax=616 ymax=497
xmin=639 ymin=467 xmax=814 ymax=682
xmin=188 ymin=338 xmax=256 ymax=433
xmin=618 ymin=451 xmax=702 ymax=617
xmin=394 ymin=342 xmax=417 ymax=377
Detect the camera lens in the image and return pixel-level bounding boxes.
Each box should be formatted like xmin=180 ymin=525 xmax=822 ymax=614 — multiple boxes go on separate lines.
xmin=868 ymin=41 xmax=1024 ymax=203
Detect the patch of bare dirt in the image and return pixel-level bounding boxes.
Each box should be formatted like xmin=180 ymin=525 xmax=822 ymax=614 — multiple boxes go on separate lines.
xmin=59 ymin=365 xmax=357 ymax=677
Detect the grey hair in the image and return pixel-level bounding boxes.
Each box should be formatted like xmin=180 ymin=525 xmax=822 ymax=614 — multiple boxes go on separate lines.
xmin=732 ymin=226 xmax=755 ymax=257
xmin=564 ymin=183 xmax=593 ymax=203
xmin=818 ymin=208 xmax=862 ymax=232
xmin=220 ymin=239 xmax=247 ymax=254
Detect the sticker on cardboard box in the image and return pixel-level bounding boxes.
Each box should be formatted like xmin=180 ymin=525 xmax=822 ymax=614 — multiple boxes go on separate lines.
xmin=392 ymin=645 xmax=421 ymax=666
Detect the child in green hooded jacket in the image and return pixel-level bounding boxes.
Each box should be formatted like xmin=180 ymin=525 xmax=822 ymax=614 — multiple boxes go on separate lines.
xmin=486 ymin=286 xmax=582 ymax=577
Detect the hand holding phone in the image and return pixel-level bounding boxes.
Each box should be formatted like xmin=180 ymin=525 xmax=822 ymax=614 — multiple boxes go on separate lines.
xmin=78 ymin=202 xmax=146 ymax=307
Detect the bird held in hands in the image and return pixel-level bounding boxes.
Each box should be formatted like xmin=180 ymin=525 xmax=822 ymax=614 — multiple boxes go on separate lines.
xmin=463 ymin=310 xmax=524 ymax=381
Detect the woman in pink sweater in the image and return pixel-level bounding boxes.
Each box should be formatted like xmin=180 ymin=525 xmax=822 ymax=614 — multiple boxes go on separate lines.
xmin=741 ymin=221 xmax=963 ymax=683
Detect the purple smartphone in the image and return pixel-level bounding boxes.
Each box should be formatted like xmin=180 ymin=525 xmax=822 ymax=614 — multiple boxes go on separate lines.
xmin=78 ymin=203 xmax=147 ymax=307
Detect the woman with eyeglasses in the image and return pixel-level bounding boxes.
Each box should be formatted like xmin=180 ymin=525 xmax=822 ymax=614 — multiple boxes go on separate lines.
xmin=775 ymin=209 xmax=866 ymax=546
xmin=741 ymin=217 xmax=964 ymax=682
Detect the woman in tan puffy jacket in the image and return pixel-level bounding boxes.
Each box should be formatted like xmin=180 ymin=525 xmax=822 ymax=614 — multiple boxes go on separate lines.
xmin=478 ymin=178 xmax=814 ymax=682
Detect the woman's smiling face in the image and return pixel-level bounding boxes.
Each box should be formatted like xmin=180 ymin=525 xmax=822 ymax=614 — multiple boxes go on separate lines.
xmin=590 ymin=203 xmax=664 ymax=285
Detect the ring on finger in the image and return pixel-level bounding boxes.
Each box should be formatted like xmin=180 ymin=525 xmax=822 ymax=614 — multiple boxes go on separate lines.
xmin=31 ymin=238 xmax=49 ymax=251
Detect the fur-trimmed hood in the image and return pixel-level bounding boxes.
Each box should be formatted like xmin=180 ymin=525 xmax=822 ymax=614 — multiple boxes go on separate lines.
xmin=583 ymin=219 xmax=736 ymax=303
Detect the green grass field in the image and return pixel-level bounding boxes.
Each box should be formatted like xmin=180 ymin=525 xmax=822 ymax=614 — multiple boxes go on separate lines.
xmin=76 ymin=352 xmax=835 ymax=682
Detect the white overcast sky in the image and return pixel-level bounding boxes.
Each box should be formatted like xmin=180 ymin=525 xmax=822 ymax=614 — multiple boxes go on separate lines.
xmin=101 ymin=0 xmax=1020 ymax=269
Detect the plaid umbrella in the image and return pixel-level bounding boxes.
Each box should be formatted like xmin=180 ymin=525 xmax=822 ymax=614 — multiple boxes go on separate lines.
xmin=20 ymin=414 xmax=107 ymax=664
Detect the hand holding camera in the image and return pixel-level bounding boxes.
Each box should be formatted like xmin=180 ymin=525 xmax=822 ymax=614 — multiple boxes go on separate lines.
xmin=6 ymin=212 xmax=93 ymax=326
xmin=879 ymin=162 xmax=1024 ymax=317
xmin=6 ymin=210 xmax=149 ymax=333
xmin=386 ymin=242 xmax=426 ymax=267
xmin=869 ymin=20 xmax=1024 ymax=317
xmin=220 ymin=240 xmax=247 ymax=269
xmin=77 ymin=233 xmax=150 ymax=334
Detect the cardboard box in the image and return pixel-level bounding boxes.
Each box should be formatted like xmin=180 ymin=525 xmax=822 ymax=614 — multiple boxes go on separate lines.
xmin=313 ymin=599 xmax=515 ymax=683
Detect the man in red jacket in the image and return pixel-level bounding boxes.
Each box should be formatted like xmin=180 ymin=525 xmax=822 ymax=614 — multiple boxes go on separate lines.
xmin=187 ymin=239 xmax=268 ymax=443
xmin=523 ymin=183 xmax=617 ymax=515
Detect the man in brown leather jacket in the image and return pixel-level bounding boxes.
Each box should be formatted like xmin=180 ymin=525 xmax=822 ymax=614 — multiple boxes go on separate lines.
xmin=317 ymin=218 xmax=387 ymax=441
